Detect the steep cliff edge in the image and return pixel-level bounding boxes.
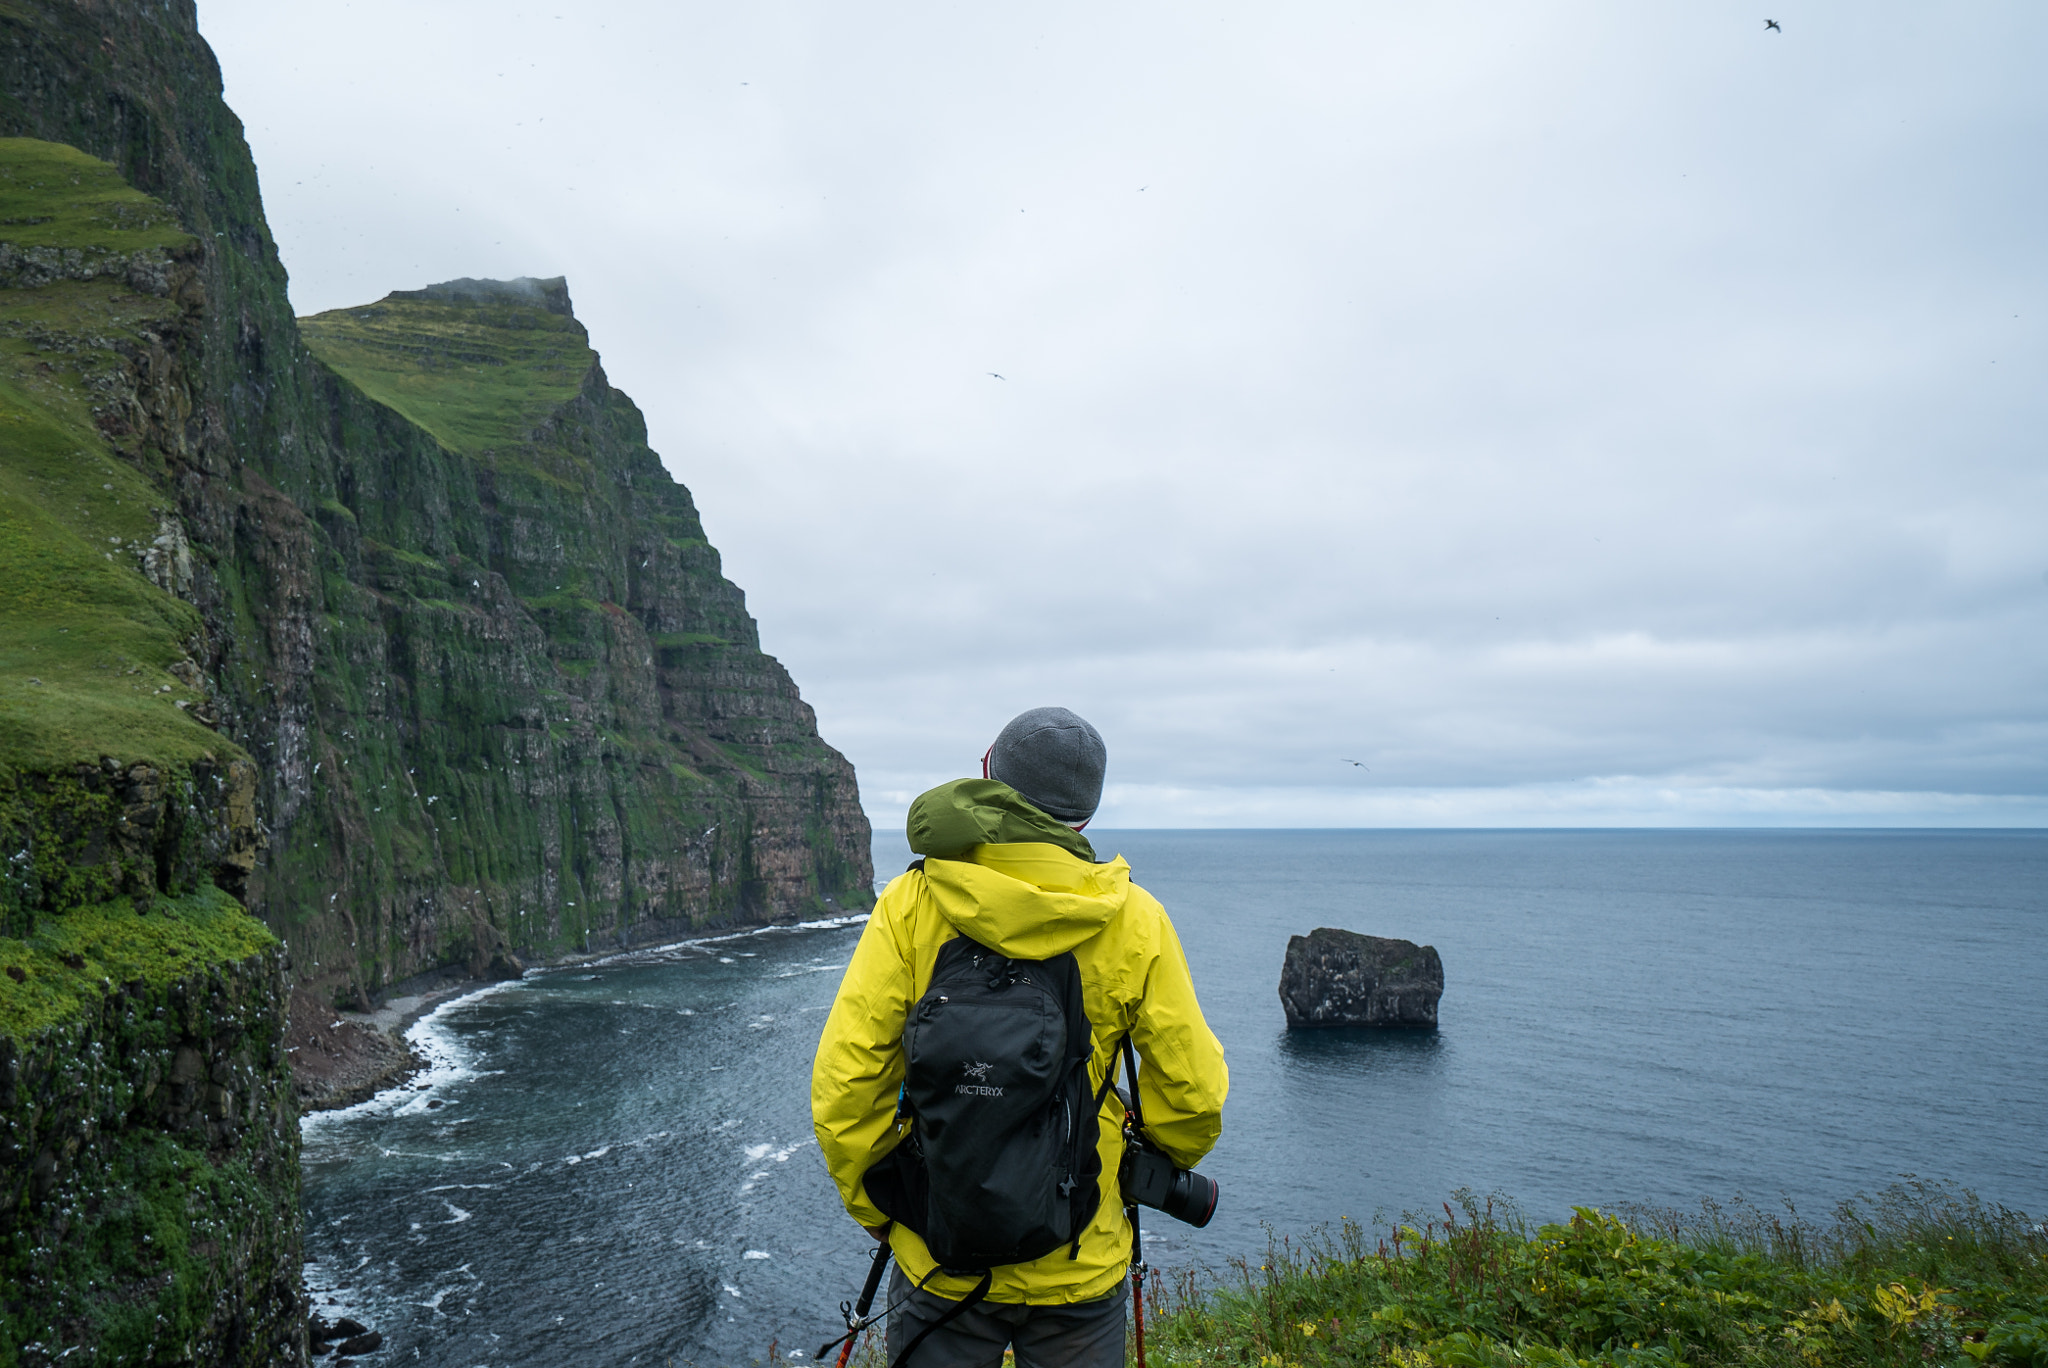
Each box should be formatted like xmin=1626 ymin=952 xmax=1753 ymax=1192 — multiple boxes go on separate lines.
xmin=271 ymin=274 xmax=871 ymax=990
xmin=0 ymin=128 xmax=301 ymax=1364
xmin=0 ymin=1 xmax=867 ymax=1359
xmin=0 ymin=0 xmax=870 ymax=1003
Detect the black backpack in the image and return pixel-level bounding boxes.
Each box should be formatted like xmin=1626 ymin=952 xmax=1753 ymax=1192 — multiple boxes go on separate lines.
xmin=863 ymin=927 xmax=1106 ymax=1272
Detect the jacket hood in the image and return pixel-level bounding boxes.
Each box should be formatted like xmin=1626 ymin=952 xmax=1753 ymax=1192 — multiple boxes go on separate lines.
xmin=907 ymin=778 xmax=1094 ymax=862
xmin=906 ymin=778 xmax=1128 ymax=959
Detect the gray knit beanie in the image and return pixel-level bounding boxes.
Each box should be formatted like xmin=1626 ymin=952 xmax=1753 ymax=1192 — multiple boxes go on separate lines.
xmin=987 ymin=707 xmax=1107 ymax=823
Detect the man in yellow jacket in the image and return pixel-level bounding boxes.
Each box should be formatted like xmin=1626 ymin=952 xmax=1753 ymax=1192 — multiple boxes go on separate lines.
xmin=812 ymin=707 xmax=1229 ymax=1367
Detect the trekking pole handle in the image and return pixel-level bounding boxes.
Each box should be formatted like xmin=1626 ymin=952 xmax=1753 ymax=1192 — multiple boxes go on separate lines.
xmin=820 ymin=1223 xmax=894 ymax=1367
xmin=854 ymin=1224 xmax=893 ymax=1320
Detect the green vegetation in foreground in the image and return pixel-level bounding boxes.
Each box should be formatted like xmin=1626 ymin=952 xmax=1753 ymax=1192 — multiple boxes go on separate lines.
xmin=0 ymin=883 xmax=273 ymax=1039
xmin=298 ymin=283 xmax=593 ymax=465
xmin=0 ymin=138 xmax=234 ymax=775
xmin=1142 ymin=1183 xmax=2048 ymax=1367
xmin=0 ymin=136 xmax=194 ymax=253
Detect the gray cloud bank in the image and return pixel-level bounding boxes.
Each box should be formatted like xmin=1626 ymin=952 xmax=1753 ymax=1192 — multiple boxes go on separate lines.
xmin=202 ymin=0 xmax=2047 ymax=827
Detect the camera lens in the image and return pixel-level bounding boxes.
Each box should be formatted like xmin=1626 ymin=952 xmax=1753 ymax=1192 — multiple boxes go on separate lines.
xmin=1163 ymin=1168 xmax=1219 ymax=1228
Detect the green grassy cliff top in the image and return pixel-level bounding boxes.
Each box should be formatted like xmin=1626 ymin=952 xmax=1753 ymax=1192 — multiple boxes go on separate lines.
xmin=0 ymin=138 xmax=241 ymax=774
xmin=298 ymin=277 xmax=595 ymax=461
xmin=0 ymin=136 xmax=195 ymax=254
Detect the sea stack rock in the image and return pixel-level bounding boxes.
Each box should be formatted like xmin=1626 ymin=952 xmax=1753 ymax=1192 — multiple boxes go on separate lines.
xmin=1279 ymin=928 xmax=1443 ymax=1028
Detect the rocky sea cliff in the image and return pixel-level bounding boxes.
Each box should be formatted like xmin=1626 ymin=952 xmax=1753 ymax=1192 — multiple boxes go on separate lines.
xmin=0 ymin=0 xmax=870 ymax=1358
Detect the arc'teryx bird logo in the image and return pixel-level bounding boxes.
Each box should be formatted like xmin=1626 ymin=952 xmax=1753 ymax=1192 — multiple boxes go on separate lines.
xmin=956 ymin=1060 xmax=1002 ymax=1097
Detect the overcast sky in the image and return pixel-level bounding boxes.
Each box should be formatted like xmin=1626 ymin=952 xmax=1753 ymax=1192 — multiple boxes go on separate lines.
xmin=199 ymin=0 xmax=2047 ymax=829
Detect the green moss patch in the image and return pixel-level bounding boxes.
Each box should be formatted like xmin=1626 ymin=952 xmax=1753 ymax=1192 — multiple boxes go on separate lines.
xmin=0 ymin=137 xmax=194 ymax=254
xmin=0 ymin=884 xmax=274 ymax=1040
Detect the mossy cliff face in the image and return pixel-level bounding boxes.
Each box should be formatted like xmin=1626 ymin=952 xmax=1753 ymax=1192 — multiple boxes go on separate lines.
xmin=0 ymin=889 xmax=302 ymax=1365
xmin=0 ymin=2 xmax=866 ymax=1359
xmin=0 ymin=132 xmax=262 ymax=932
xmin=278 ymin=276 xmax=873 ymax=983
xmin=0 ymin=0 xmax=872 ymax=1004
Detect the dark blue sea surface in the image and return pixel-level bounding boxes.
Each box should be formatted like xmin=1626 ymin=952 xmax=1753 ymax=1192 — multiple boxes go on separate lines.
xmin=300 ymin=830 xmax=2048 ymax=1366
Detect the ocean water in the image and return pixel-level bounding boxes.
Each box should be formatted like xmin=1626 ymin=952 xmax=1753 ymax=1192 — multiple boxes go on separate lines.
xmin=300 ymin=830 xmax=2048 ymax=1366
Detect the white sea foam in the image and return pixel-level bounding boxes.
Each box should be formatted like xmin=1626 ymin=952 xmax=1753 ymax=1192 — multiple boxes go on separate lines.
xmin=574 ymin=911 xmax=871 ymax=971
xmin=442 ymin=1202 xmax=472 ymax=1224
xmin=759 ymin=1139 xmax=811 ymax=1164
xmin=744 ymin=1250 xmax=772 ymax=1260
xmin=299 ymin=978 xmax=525 ymax=1141
xmin=300 ymin=1254 xmax=373 ymax=1330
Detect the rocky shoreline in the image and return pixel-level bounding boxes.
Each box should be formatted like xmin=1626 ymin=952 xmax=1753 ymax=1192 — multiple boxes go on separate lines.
xmin=288 ymin=974 xmax=506 ymax=1113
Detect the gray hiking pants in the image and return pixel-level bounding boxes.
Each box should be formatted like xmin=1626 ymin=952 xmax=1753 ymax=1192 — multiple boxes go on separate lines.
xmin=882 ymin=1263 xmax=1127 ymax=1368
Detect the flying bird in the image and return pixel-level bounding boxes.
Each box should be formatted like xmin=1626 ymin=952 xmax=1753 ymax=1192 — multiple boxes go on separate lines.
xmin=988 ymin=372 xmax=1006 ymax=380
xmin=1340 ymin=759 xmax=1371 ymax=770
xmin=1764 ymin=18 xmax=1781 ymax=31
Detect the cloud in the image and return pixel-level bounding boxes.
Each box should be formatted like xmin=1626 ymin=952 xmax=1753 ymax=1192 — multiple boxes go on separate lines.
xmin=202 ymin=0 xmax=2048 ymax=826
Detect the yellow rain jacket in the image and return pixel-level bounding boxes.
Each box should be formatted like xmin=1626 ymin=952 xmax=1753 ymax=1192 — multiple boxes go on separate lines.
xmin=812 ymin=779 xmax=1228 ymax=1304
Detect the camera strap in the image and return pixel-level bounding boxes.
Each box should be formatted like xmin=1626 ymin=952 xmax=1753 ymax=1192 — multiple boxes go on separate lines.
xmin=1068 ymin=1033 xmax=1133 ymax=1261
xmin=1119 ymin=1034 xmax=1145 ymax=1131
xmin=1119 ymin=1034 xmax=1151 ymax=1368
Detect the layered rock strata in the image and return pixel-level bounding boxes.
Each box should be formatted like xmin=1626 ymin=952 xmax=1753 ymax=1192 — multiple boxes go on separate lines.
xmin=0 ymin=1 xmax=871 ymax=1359
xmin=0 ymin=0 xmax=871 ymax=1006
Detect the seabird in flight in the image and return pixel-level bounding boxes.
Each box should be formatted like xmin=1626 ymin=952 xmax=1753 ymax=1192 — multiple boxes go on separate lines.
xmin=1765 ymin=18 xmax=1781 ymax=31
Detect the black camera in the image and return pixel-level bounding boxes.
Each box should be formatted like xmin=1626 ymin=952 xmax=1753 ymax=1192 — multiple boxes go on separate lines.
xmin=1121 ymin=1132 xmax=1219 ymax=1228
